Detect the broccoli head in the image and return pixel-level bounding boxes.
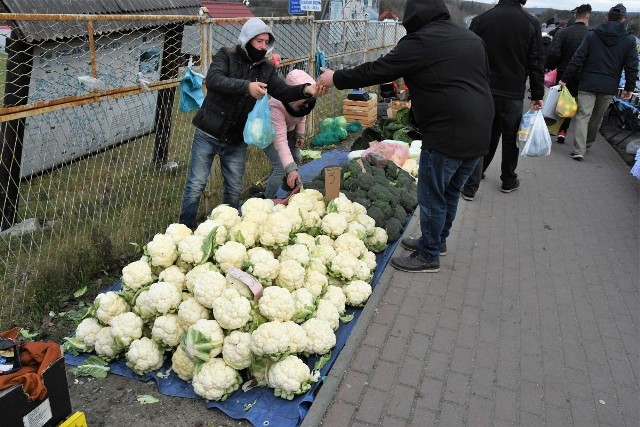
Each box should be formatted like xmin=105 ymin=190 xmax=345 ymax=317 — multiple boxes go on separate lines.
xmin=368 ymin=184 xmax=392 ymax=204
xmin=385 ymin=217 xmax=402 ymax=243
xmin=397 ymin=189 xmax=418 ymax=212
xmin=392 ymin=204 xmax=408 ymax=226
xmin=372 ymin=198 xmax=393 ymax=218
xmin=366 ymin=205 xmax=386 ymax=228
xmin=384 ymin=161 xmax=400 ymax=180
xmin=355 ymin=172 xmax=376 ymax=191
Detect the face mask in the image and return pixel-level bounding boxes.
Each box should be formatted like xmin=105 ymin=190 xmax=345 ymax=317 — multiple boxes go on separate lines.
xmin=284 ymin=97 xmax=316 ymax=117
xmin=245 ymin=43 xmax=267 ymax=62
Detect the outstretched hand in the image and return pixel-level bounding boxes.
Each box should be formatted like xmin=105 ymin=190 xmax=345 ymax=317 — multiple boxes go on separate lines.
xmin=316 ymin=67 xmax=335 ymax=89
xmin=287 ymin=171 xmax=301 ymax=189
xmin=248 ymin=81 xmax=267 ymax=99
xmin=305 ymin=84 xmax=328 ymax=97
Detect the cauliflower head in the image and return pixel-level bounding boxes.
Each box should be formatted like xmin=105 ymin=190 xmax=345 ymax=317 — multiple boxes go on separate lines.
xmin=259 ymin=212 xmax=293 ymax=249
xmin=125 ymin=337 xmax=165 ymax=376
xmin=267 ymin=355 xmax=315 ymax=400
xmin=185 ymin=262 xmax=219 ymax=292
xmin=334 ymin=233 xmax=367 ymax=258
xmin=158 ymin=265 xmax=186 ymax=293
xmin=322 ymin=285 xmax=346 ymax=315
xmin=275 ymin=259 xmax=306 ymax=292
xmin=214 ymin=241 xmax=247 ymax=273
xmin=278 ymin=244 xmax=310 ymax=267
xmin=293 ymin=233 xmax=316 ymax=250
xmin=250 ymin=321 xmax=291 ymax=360
xmin=284 ymin=321 xmax=308 ymax=354
xmin=194 ymin=219 xmax=228 ymax=247
xmin=365 ymin=227 xmax=388 ymax=253
xmin=165 ymin=223 xmax=193 ymax=244
xmin=291 ymin=288 xmax=316 ymax=324
xmin=75 ymin=317 xmax=103 ymax=348
xmin=228 ymin=220 xmax=259 ymax=248
xmin=192 ymin=270 xmax=227 ymax=308
xmin=246 ymin=247 xmax=280 ymax=286
xmin=145 ymin=233 xmax=178 ymax=268
xmin=346 ymin=221 xmax=368 ymax=240
xmin=211 ymin=288 xmax=252 ymax=330
xmin=171 ymin=345 xmax=196 ymax=381
xmin=302 ymin=318 xmax=336 ymax=355
xmin=320 ymin=212 xmax=349 ymax=238
xmin=343 ymin=280 xmax=373 ymax=307
xmin=95 ymin=291 xmax=130 ymax=326
xmin=146 ymin=281 xmax=182 ymax=316
xmin=151 ymin=314 xmax=185 ymax=349
xmin=181 ymin=319 xmax=225 ymax=362
xmin=315 ymin=299 xmax=340 ymax=330
xmin=192 ymin=358 xmax=242 ymax=401
xmin=241 ymin=197 xmax=274 ymax=216
xmin=258 ymin=286 xmax=296 ymax=322
xmin=177 ymin=234 xmax=209 ymax=265
xmin=177 ymin=297 xmax=210 ymax=328
xmin=303 ymin=269 xmax=328 ymax=298
xmin=121 ymin=258 xmax=155 ymax=294
xmin=222 ymin=330 xmax=253 ymax=370
xmin=109 ymin=312 xmax=144 ymax=348
xmin=94 ymin=326 xmax=123 ymax=360
xmin=208 ymin=204 xmax=241 ymax=229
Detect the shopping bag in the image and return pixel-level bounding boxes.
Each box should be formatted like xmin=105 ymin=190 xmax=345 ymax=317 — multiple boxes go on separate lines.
xmin=521 ymin=110 xmax=552 ymax=157
xmin=544 ymin=69 xmax=557 ymax=88
xmin=542 ymin=85 xmax=560 ymax=121
xmin=517 ymin=109 xmax=537 ymax=147
xmin=555 ymin=87 xmax=578 ymax=118
xmin=243 ymin=93 xmax=275 ymax=149
xmin=547 ymin=117 xmax=565 ymax=136
xmin=178 ymin=67 xmax=205 ymax=112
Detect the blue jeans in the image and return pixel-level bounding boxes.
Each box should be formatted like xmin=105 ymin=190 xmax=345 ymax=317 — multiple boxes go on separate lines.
xmin=417 ymin=149 xmax=480 ymax=260
xmin=263 ymin=135 xmax=301 ymax=199
xmin=179 ymin=128 xmax=247 ymax=228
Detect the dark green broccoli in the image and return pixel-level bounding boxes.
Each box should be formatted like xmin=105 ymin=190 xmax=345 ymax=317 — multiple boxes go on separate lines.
xmin=355 ymin=172 xmax=376 ymax=191
xmin=385 ymin=217 xmax=402 ymax=242
xmin=304 ymin=179 xmax=325 ymax=191
xmin=392 ymin=204 xmax=408 ymax=225
xmin=354 ymin=198 xmax=371 ymax=208
xmin=372 ymin=199 xmax=392 ymax=218
xmin=352 ymin=188 xmax=368 ymax=200
xmin=385 ymin=185 xmax=400 ymax=205
xmin=368 ymin=184 xmax=392 ymax=204
xmin=366 ymin=205 xmax=386 ymax=228
xmin=343 ymin=161 xmax=364 ymax=179
xmin=342 ymin=177 xmax=359 ymax=192
xmin=384 ymin=161 xmax=400 ymax=180
xmin=397 ymin=189 xmax=418 ymax=212
xmin=395 ymin=169 xmax=416 ymax=189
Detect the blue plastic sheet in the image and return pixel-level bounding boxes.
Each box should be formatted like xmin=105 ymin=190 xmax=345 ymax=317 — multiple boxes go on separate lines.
xmin=66 ymin=149 xmax=403 ymax=427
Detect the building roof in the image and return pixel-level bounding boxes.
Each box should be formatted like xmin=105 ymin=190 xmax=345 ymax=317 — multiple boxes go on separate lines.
xmin=0 ymin=0 xmax=201 ymax=42
xmin=200 ymin=2 xmax=254 ymax=19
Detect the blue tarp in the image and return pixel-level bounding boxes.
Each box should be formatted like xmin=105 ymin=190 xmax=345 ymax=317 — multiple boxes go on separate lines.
xmin=66 ymin=149 xmax=402 ymax=427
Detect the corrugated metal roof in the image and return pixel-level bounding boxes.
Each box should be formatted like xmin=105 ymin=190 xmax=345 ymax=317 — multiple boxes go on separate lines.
xmin=1 ymin=0 xmax=201 ymax=42
xmin=201 ymin=2 xmax=254 ymax=19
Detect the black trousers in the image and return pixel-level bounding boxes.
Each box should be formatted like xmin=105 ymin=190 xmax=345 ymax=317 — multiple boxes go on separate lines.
xmin=463 ymin=95 xmax=523 ymax=195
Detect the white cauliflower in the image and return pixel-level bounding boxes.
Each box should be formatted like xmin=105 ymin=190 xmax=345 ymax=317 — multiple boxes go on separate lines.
xmin=246 ymin=247 xmax=280 ymax=286
xmin=185 ymin=262 xmax=219 ymax=292
xmin=132 ymin=289 xmax=155 ymax=323
xmin=125 ymin=337 xmax=165 ymax=376
xmin=214 ymin=241 xmax=247 ymax=273
xmin=171 ymin=346 xmax=196 ymax=381
xmin=165 ymin=223 xmax=193 ymax=244
xmin=94 ymin=326 xmax=123 ymax=360
xmin=327 ymin=194 xmax=355 ymax=221
xmin=315 ymin=299 xmax=340 ymax=330
xmin=288 ymin=192 xmax=315 ymax=212
xmin=302 ymin=318 xmax=336 ymax=355
xmin=282 ymin=205 xmax=303 ymax=233
xmin=158 ymin=265 xmax=186 ymax=293
xmin=177 ymin=234 xmax=209 ymax=265
xmin=145 ymin=281 xmax=182 ymax=315
xmin=250 ymin=321 xmax=291 ymax=360
xmin=310 ymin=244 xmax=337 ymax=266
xmin=322 ymin=285 xmax=346 ymax=314
xmin=361 ymin=250 xmax=377 ymax=271
xmin=291 ymin=288 xmax=316 ymax=324
xmin=121 ymin=258 xmax=155 ymax=294
xmin=351 ymin=201 xmax=367 ymax=216
xmin=356 ymin=213 xmax=376 ymax=236
xmin=302 ymin=188 xmax=324 ymax=202
xmin=334 ymin=233 xmax=367 ymax=258
xmin=365 ymin=227 xmax=388 ymax=253
xmin=145 ymin=233 xmax=178 ymax=268
xmin=192 ymin=358 xmax=242 ymax=401
xmin=304 ymin=269 xmax=328 ymax=298
xmin=177 ymin=297 xmax=210 ymax=327
xmin=321 ymin=212 xmax=349 ymax=238
xmin=95 ymin=291 xmax=130 ymax=326
xmin=241 ymin=197 xmax=274 ymax=216
xmin=315 ymin=235 xmax=334 ymax=247
xmin=267 ymin=355 xmax=316 ymax=400
xmin=312 ymin=199 xmax=326 ymax=217
xmin=192 ymin=270 xmax=227 ymax=308
xmin=194 ymin=219 xmax=228 ymax=247
xmin=330 ymin=252 xmax=370 ymax=282
xmin=259 ymin=212 xmax=293 ymax=248
xmin=275 ymin=259 xmax=306 ymax=292
xmin=181 ymin=319 xmax=224 ymax=362
xmin=222 ymin=330 xmax=253 ymax=370
xmin=284 ymin=321 xmax=308 ymax=354
xmin=152 ymin=314 xmax=185 ymax=349
xmin=211 ymin=288 xmax=252 ymax=330
xmin=346 ymin=221 xmax=367 ymax=240
xmin=307 ymin=258 xmax=328 ymax=276
xmin=258 ymin=286 xmax=296 ymax=322
xmin=343 ymin=280 xmax=373 ymax=307
xmin=241 ymin=209 xmax=266 ymax=224
xmin=228 ymin=220 xmax=259 ymax=248
xmin=208 ymin=204 xmax=241 ymax=229
xmin=294 ymin=233 xmax=316 ymax=250
xmin=278 ymin=244 xmax=310 ymax=267
xmin=299 ymin=210 xmax=322 ymax=233
xmin=109 ymin=312 xmax=144 ymax=348
xmin=75 ymin=317 xmax=102 ymax=348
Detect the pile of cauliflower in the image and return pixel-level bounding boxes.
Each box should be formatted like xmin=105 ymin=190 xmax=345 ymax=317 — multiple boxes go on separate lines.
xmin=63 ymin=190 xmax=388 ymax=402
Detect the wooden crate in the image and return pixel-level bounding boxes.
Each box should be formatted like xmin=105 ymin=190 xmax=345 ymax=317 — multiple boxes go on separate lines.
xmin=387 ymin=100 xmax=411 ymax=119
xmin=343 ymin=98 xmax=377 ymax=127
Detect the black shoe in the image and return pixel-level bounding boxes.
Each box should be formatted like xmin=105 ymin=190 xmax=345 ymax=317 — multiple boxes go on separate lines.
xmin=461 ymin=192 xmax=474 ymax=201
xmin=500 ymin=179 xmax=520 ymax=193
xmin=391 ymin=252 xmax=440 ymax=273
xmin=556 ymin=130 xmax=566 ymax=144
xmin=569 ymin=152 xmax=584 ymax=161
xmin=401 ymin=238 xmax=447 ymax=256
xmin=481 ymin=172 xmax=486 ymax=180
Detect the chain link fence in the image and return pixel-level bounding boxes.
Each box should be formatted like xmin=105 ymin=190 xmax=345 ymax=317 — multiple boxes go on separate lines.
xmin=0 ymin=13 xmax=404 ymax=328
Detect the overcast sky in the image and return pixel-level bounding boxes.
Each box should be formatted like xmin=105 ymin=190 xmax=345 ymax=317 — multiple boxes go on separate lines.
xmin=472 ymin=1 xmax=640 ymax=13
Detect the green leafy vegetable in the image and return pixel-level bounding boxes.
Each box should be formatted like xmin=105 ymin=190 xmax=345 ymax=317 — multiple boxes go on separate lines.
xmin=137 ymin=395 xmax=159 ymax=404
xmin=74 ymin=355 xmax=110 ymax=378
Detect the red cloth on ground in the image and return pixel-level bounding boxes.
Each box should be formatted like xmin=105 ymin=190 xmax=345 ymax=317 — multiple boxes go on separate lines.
xmin=0 ymin=328 xmax=62 ymax=401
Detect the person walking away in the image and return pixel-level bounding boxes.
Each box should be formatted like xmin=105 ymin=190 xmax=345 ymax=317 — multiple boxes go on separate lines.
xmin=179 ymin=18 xmax=325 ymax=228
xmin=263 ymin=69 xmax=317 ymax=198
xmin=545 ymin=4 xmax=592 ymax=144
xmin=317 ymin=0 xmax=494 ymax=273
xmin=560 ymin=3 xmax=638 ymax=161
xmin=460 ymin=0 xmax=545 ymax=201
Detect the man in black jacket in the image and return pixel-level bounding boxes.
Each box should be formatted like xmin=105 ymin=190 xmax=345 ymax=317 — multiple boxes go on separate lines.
xmin=317 ymin=0 xmax=493 ymax=273
xmin=460 ymin=0 xmax=545 ymax=200
xmin=560 ymin=3 xmax=638 ymax=161
xmin=545 ymin=4 xmax=592 ymax=144
xmin=179 ymin=18 xmax=324 ymax=228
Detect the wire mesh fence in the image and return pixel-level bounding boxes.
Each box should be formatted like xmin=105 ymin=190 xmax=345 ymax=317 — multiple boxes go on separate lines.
xmin=0 ymin=13 xmax=404 ymax=328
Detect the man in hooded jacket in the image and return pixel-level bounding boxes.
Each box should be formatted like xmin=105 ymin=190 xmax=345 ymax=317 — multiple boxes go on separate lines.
xmin=179 ymin=18 xmax=324 ymax=228
xmin=560 ymin=3 xmax=638 ymax=161
xmin=317 ymin=0 xmax=493 ymax=273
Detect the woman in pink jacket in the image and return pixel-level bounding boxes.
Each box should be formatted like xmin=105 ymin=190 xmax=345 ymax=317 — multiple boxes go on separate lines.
xmin=263 ymin=69 xmax=317 ymax=198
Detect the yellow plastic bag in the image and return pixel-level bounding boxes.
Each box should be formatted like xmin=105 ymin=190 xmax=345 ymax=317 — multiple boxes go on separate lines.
xmin=556 ymin=87 xmax=578 ymax=118
xmin=547 ymin=117 xmax=565 ymax=136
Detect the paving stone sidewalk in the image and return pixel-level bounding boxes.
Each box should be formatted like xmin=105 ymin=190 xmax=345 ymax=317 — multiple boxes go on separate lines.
xmin=303 ymin=132 xmax=640 ymax=426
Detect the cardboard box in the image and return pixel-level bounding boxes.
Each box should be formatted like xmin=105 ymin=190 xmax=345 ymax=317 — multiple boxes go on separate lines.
xmin=0 ymin=357 xmax=72 ymax=427
xmin=343 ymin=98 xmax=377 ymax=127
xmin=387 ymin=100 xmax=411 ymax=119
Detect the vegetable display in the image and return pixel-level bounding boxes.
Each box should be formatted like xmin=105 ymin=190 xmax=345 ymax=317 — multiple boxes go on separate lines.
xmin=63 ymin=190 xmax=389 ymax=402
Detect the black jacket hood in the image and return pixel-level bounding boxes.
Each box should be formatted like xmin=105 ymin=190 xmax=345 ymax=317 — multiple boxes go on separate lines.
xmin=402 ymin=0 xmax=450 ymax=33
xmin=594 ymin=21 xmax=630 ymax=46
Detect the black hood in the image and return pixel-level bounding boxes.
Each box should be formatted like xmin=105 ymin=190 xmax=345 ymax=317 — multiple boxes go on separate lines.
xmin=402 ymin=0 xmax=450 ymax=33
xmin=594 ymin=21 xmax=630 ymax=46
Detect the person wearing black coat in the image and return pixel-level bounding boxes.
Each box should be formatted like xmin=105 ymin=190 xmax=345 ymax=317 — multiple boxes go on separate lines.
xmin=560 ymin=3 xmax=638 ymax=161
xmin=179 ymin=18 xmax=324 ymax=228
xmin=545 ymin=4 xmax=592 ymax=143
xmin=317 ymin=0 xmax=494 ymax=273
xmin=461 ymin=0 xmax=545 ymax=199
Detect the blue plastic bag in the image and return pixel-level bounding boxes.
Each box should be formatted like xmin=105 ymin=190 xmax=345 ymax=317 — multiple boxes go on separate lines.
xmin=179 ymin=67 xmax=204 ymax=112
xmin=243 ymin=93 xmax=275 ymax=149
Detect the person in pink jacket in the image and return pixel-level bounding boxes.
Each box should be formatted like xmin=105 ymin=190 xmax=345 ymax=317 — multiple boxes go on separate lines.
xmin=263 ymin=69 xmax=317 ymax=198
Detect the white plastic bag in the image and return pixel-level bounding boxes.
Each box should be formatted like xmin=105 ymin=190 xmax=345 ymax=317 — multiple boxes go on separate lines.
xmin=521 ymin=110 xmax=551 ymax=157
xmin=542 ymin=85 xmax=560 ymax=121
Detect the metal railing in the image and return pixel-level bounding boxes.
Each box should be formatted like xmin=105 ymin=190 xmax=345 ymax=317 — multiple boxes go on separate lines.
xmin=0 ymin=12 xmax=404 ymax=327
